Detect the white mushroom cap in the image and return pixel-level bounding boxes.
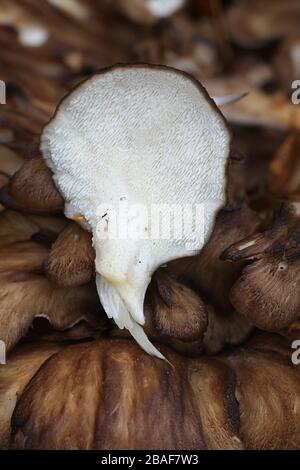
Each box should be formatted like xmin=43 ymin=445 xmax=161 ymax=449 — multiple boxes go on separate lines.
xmin=41 ymin=64 xmax=230 ymax=359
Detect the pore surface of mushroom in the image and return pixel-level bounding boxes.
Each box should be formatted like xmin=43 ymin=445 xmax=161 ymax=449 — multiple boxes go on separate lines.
xmin=41 ymin=65 xmax=230 ymax=358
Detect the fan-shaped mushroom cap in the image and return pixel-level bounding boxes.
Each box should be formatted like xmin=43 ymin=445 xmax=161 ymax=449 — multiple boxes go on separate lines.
xmin=0 ymin=210 xmax=104 ymax=351
xmin=9 ymin=333 xmax=300 ymax=450
xmin=0 ymin=156 xmax=64 ymax=214
xmin=222 ymin=203 xmax=300 ymax=330
xmin=222 ymin=334 xmax=300 ymax=449
xmin=46 ymin=221 xmax=95 ymax=286
xmin=231 ymin=256 xmax=300 ymax=331
xmin=41 ymin=64 xmax=230 ymax=358
xmin=10 ymin=338 xmax=242 ymax=450
xmin=144 ymin=270 xmax=208 ymax=355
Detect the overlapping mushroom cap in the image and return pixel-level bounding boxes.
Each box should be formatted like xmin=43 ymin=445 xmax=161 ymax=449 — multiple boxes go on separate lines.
xmin=41 ymin=65 xmax=230 ymax=358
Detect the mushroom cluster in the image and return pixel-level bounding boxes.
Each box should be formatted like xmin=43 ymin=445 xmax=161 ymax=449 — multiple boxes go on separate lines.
xmin=1 ymin=0 xmax=300 ymax=451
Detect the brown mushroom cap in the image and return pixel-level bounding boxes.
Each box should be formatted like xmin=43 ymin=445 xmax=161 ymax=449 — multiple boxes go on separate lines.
xmin=0 ymin=209 xmax=104 ymax=351
xmin=144 ymin=270 xmax=208 ymax=355
xmin=7 ymin=333 xmax=300 ymax=450
xmin=147 ymin=270 xmax=207 ymax=340
xmin=222 ymin=203 xmax=300 ymax=330
xmin=11 ymin=338 xmax=242 ymax=450
xmin=0 ymin=156 xmax=64 ymax=214
xmin=223 ymin=334 xmax=300 ymax=449
xmin=221 ymin=202 xmax=298 ymax=262
xmin=0 ymin=272 xmax=103 ymax=352
xmin=46 ymin=221 xmax=95 ymax=287
xmin=230 ymin=254 xmax=300 ymax=331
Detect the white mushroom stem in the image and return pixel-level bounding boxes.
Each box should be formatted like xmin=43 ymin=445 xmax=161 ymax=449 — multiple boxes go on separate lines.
xmin=96 ymin=274 xmax=165 ymax=358
xmin=41 ymin=65 xmax=230 ymax=359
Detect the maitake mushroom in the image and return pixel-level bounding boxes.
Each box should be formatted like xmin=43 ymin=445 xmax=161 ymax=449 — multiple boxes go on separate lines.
xmin=0 ymin=332 xmax=299 ymax=450
xmin=1 ymin=0 xmax=300 ymax=452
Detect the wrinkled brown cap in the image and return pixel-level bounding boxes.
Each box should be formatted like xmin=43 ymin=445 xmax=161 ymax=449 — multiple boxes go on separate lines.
xmin=0 ymin=269 xmax=104 ymax=352
xmin=46 ymin=221 xmax=95 ymax=287
xmin=144 ymin=270 xmax=208 ymax=355
xmin=223 ymin=203 xmax=300 ymax=330
xmin=11 ymin=338 xmax=242 ymax=450
xmin=9 ymin=333 xmax=300 ymax=450
xmin=0 ymin=210 xmax=105 ymax=351
xmin=0 ymin=156 xmax=64 ymax=214
xmin=223 ymin=333 xmax=300 ymax=449
xmin=229 ymin=254 xmax=300 ymax=331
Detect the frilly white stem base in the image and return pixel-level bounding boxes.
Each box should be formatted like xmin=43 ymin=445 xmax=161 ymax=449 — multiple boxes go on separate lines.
xmin=96 ymin=273 xmax=166 ymax=360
